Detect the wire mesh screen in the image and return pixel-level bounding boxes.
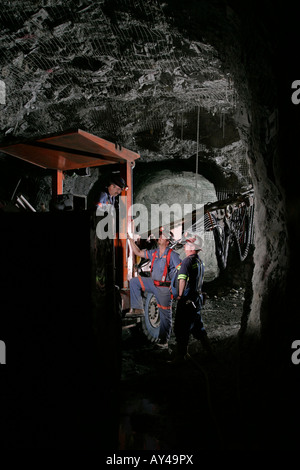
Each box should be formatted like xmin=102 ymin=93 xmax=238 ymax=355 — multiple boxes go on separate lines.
xmin=0 ymin=0 xmax=239 ymax=144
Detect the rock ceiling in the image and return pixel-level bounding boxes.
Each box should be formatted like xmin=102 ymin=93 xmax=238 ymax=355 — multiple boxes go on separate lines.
xmin=0 ymin=0 xmax=243 ymax=167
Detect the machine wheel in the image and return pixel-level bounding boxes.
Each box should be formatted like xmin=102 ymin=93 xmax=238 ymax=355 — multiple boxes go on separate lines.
xmin=141 ymin=293 xmax=160 ymax=342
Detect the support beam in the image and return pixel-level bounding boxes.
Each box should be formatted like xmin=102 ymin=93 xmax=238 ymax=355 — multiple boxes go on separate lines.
xmin=52 ymin=170 xmax=64 ymax=197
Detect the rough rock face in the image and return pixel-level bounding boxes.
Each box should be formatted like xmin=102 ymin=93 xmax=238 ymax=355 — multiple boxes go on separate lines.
xmin=0 ymin=0 xmax=246 ymax=179
xmin=0 ymin=0 xmax=296 ymax=352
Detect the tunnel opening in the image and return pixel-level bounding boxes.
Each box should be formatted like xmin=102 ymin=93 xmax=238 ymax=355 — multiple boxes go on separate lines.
xmin=131 ymin=143 xmax=254 ymax=314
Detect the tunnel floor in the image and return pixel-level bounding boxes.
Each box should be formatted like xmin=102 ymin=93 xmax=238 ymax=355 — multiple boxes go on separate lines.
xmin=118 ymin=287 xmax=298 ymax=452
xmin=118 ymin=288 xmax=248 ymax=451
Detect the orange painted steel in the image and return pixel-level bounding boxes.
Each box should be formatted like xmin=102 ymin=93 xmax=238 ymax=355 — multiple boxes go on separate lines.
xmin=52 ymin=169 xmax=64 ymax=195
xmin=0 ymin=129 xmax=140 ymax=171
xmin=0 ymin=129 xmax=140 ymax=288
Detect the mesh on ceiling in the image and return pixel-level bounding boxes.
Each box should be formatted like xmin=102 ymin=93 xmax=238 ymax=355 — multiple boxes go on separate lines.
xmin=0 ymin=0 xmax=237 ymax=140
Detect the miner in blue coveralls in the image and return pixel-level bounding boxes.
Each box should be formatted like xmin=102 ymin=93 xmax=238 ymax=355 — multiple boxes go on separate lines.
xmin=171 ymin=232 xmax=215 ymax=363
xmin=127 ymin=227 xmax=181 ymax=349
xmin=97 ymin=173 xmax=127 ymax=210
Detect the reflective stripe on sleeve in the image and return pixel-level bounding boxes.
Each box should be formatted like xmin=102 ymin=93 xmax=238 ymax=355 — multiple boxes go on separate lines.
xmin=178 ymin=274 xmax=188 ymax=280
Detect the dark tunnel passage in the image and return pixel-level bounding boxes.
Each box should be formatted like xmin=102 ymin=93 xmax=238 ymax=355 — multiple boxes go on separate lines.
xmin=0 ymin=0 xmax=299 ymax=452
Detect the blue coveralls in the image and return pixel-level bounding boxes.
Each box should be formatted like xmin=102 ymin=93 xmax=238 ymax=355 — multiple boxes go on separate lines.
xmin=130 ymin=247 xmax=181 ymax=343
xmin=98 ymin=190 xmax=116 ymax=207
xmin=174 ymin=254 xmax=206 ymax=356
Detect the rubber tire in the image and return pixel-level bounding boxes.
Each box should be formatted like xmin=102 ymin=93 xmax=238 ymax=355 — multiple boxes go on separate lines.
xmin=141 ymin=292 xmax=160 ymax=342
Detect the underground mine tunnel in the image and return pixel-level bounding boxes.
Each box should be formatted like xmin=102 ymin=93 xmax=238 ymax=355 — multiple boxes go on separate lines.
xmin=0 ymin=0 xmax=299 ymax=451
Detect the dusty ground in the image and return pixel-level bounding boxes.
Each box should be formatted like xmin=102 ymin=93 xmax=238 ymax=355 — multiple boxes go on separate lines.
xmin=118 ymin=288 xmax=249 ymax=452
xmin=117 ymin=284 xmax=300 ymax=453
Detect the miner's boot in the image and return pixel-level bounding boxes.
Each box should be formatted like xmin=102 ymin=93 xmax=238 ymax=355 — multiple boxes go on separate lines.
xmin=168 ymin=343 xmax=189 ymax=365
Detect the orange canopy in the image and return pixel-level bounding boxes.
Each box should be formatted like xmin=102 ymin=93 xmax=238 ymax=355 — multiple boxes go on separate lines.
xmin=0 ymin=129 xmax=140 ymax=171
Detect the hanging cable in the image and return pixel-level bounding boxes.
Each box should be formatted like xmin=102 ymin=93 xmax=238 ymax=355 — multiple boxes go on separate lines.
xmin=196 ymin=103 xmax=200 ymax=188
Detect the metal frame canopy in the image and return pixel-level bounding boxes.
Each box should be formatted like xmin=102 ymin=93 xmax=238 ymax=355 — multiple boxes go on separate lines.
xmin=0 ymin=129 xmax=140 ymax=289
xmin=0 ymin=128 xmax=140 ymax=171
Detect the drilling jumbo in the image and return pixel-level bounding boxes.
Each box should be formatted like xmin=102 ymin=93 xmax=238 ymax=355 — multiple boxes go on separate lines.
xmin=0 ymin=129 xmax=254 ymax=344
